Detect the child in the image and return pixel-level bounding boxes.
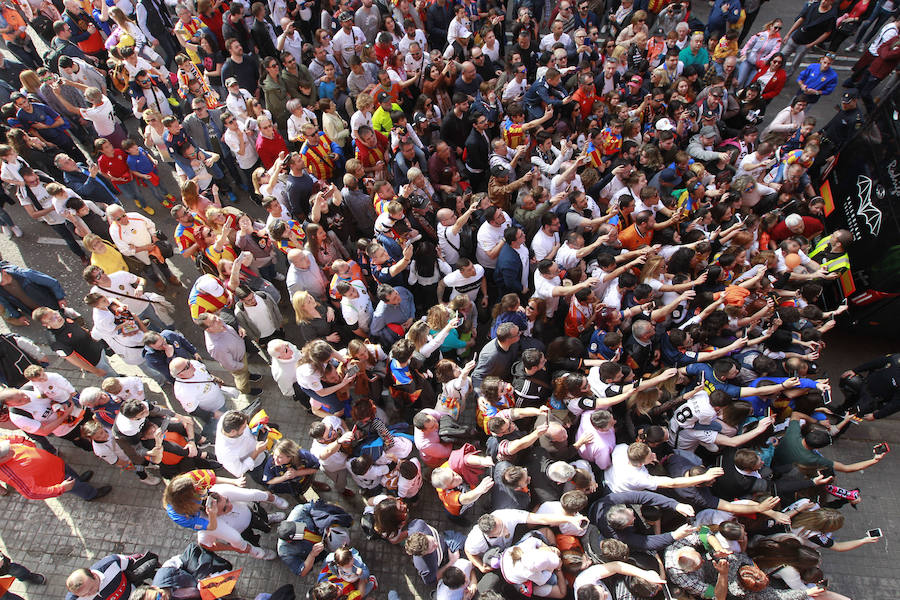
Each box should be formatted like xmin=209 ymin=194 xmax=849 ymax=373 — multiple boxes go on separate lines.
xmin=44 ymin=183 xmax=109 ymax=239
xmin=318 ymin=63 xmax=337 ymax=100
xmin=434 ymin=358 xmax=475 ymax=421
xmin=101 ymin=376 xmax=146 ymax=405
xmin=95 ymin=138 xmax=153 ymax=215
xmin=388 ymin=111 xmax=425 ymax=154
xmin=176 ymin=143 xmax=217 ymax=192
xmin=174 ymin=54 xmax=219 ymax=108
xmin=338 ymin=282 xmax=374 ymax=337
xmin=322 ymin=545 xmax=376 ymax=599
xmin=373 ymin=200 xmax=421 ymax=247
xmin=123 ymin=139 xmax=176 ymax=209
xmin=286 ymin=98 xmax=318 ymax=147
xmin=348 ymin=455 xmax=390 ymax=498
xmin=396 ymin=458 xmax=423 ymax=503
xmin=23 ymin=365 xmax=76 ymax=404
xmin=476 ymin=376 xmax=515 ymax=433
xmin=713 ymin=31 xmax=740 ymax=74
xmin=598 ymin=119 xmax=623 ymax=158
xmin=780 ymin=117 xmax=817 ymax=154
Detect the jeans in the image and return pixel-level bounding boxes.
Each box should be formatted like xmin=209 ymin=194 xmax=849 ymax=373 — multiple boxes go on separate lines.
xmin=63 ymin=464 xmax=100 ymax=500
xmin=737 ymin=60 xmax=759 ymax=89
xmin=94 ymin=353 xmax=119 ymax=376
xmin=0 ymin=207 xmax=14 ymax=228
xmin=138 ymin=303 xmax=167 ymax=332
xmin=781 ymin=37 xmax=809 ymax=78
xmin=48 ymin=223 xmax=87 ymax=259
xmin=854 ymin=5 xmax=895 ymax=47
xmin=117 ymin=180 xmax=141 ymax=204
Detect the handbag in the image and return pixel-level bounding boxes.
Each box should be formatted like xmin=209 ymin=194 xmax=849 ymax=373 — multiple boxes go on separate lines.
xmin=155 ymin=239 xmax=174 ymax=258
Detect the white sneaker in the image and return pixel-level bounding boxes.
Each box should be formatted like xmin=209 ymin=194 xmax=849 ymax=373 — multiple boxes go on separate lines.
xmin=140 ymin=474 xmax=161 ymax=486
xmin=267 ymin=511 xmax=286 ymax=524
xmin=845 ymin=43 xmax=857 ymax=52
xmin=272 ymin=495 xmax=290 ymax=509
xmin=1 ymin=226 xmax=10 ymax=236
xmin=11 ymin=226 xmax=22 ymax=237
xmin=248 ymin=546 xmax=277 ymax=560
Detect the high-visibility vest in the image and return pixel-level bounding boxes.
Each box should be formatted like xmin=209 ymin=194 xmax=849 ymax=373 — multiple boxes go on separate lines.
xmin=808 ymin=235 xmax=850 ymax=273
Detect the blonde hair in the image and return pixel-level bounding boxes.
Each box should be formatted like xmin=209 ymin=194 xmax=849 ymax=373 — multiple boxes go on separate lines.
xmin=426 ymin=304 xmax=452 ymax=330
xmin=291 ymin=290 xmax=317 ymax=324
xmin=356 ymin=92 xmax=374 ymax=112
xmin=18 ymin=70 xmax=41 ymax=94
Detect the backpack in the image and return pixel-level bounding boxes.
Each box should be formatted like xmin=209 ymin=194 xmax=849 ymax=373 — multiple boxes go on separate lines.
xmin=42 ymin=42 xmax=68 ymax=73
xmin=111 ymin=62 xmax=131 ymax=94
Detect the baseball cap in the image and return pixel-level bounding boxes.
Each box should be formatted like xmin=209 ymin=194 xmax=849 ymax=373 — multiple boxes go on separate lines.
xmin=702 ymin=108 xmax=717 ymax=119
xmin=629 ymin=75 xmax=643 ymax=85
xmin=377 ymin=91 xmax=391 ymax=103
xmin=338 ymin=10 xmax=353 ymax=21
xmin=659 ymin=168 xmax=680 ymax=185
xmin=655 ymin=117 xmax=674 ymax=131
xmin=491 ymin=164 xmax=511 ymax=177
xmin=652 ymin=27 xmax=665 ymax=36
xmin=413 ymin=114 xmax=428 ymax=125
xmin=277 ymin=521 xmax=301 ymax=540
xmin=842 ymin=89 xmax=859 ymax=102
xmin=225 ymin=77 xmax=239 ymax=87
xmin=700 ymin=125 xmax=718 ymax=138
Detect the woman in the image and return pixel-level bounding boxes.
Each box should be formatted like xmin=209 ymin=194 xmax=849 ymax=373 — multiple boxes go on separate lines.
xmin=350 ymin=93 xmax=375 ymax=141
xmin=19 ymin=70 xmax=85 ymax=135
xmin=305 ymin=223 xmax=349 ymax=278
xmin=252 ymin=160 xmax=292 ymax=216
xmin=727 ymin=83 xmax=766 ymax=129
xmin=319 ymin=98 xmax=350 ymax=147
xmin=371 ymin=495 xmax=410 ymax=544
xmin=292 ymin=290 xmax=348 ymax=348
xmin=750 ymin=53 xmax=787 ymax=108
xmin=235 ymin=214 xmax=276 ymax=280
xmin=181 ymin=179 xmax=218 ymax=217
xmin=476 ymin=376 xmax=515 ymax=432
xmin=142 ymin=109 xmax=174 ymax=164
xmin=260 ymin=57 xmax=289 ymax=129
xmin=197 ymin=32 xmax=226 ymax=92
xmin=196 ymin=0 xmax=227 ymax=50
xmin=296 ymin=339 xmax=358 ymax=417
xmin=616 ymin=11 xmax=649 ymax=50
xmin=104 ymin=7 xmax=169 ymax=73
xmin=763 ymin=95 xmax=808 ymax=146
xmin=5 ymin=127 xmax=57 ymax=177
xmin=737 ymin=19 xmax=783 ymax=89
xmin=669 ymin=76 xmax=695 ymax=104
xmin=524 ymin=296 xmax=552 ymax=344
xmin=785 ymin=505 xmax=880 ymax=552
xmin=421 ymin=64 xmax=453 ymax=115
xmin=381 ymin=15 xmax=401 ymax=47
xmin=425 ymin=305 xmax=471 ymax=356
xmin=245 ymin=98 xmax=272 ymax=131
xmin=490 ymin=294 xmax=529 ymax=338
xmin=84 ymin=233 xmax=128 ymax=272
xmin=162 ymin=469 xmax=288 ymax=559
xmin=262 ymin=438 xmax=329 ymax=500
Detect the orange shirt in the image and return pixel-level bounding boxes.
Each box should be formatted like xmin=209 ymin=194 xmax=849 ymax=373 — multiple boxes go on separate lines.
xmin=618 ymin=223 xmax=653 ymax=250
xmin=0 ymin=437 xmax=67 ymax=499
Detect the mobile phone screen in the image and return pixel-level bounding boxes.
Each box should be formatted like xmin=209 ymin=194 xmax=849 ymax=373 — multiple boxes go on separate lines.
xmin=867 ymin=528 xmax=883 ymax=538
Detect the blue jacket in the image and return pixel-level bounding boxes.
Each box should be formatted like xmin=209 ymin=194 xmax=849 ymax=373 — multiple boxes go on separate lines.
xmin=0 ymin=262 xmax=65 ymax=318
xmin=62 ymin=164 xmax=120 ymax=205
xmin=523 ymin=77 xmax=567 ymax=120
xmin=796 ymin=63 xmax=838 ymax=96
xmin=142 ymin=329 xmax=198 ymax=383
xmin=707 ymin=0 xmax=742 ymax=33
xmin=494 ymin=244 xmax=524 ymax=296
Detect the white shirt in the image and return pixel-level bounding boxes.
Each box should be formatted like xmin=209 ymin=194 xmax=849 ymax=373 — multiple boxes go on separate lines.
xmin=331 ymin=26 xmax=366 ymax=63
xmin=225 ymin=89 xmax=254 ymax=123
xmin=92 ymin=271 xmax=150 ymax=316
xmin=310 ymin=415 xmax=349 ymax=472
xmin=174 ymin=360 xmax=228 ymax=413
xmin=109 ymin=212 xmax=157 ymax=264
xmin=604 ymin=443 xmax=667 ymax=493
xmin=223 ymin=126 xmax=260 ymax=170
xmin=242 ymin=296 xmax=277 ymax=337
xmin=215 ymin=414 xmax=266 ymax=476
xmin=502 ymin=77 xmax=529 ymax=102
xmin=340 ymin=282 xmax=373 ymax=331
xmin=555 ymin=242 xmax=581 ymax=271
xmin=573 ymin=565 xmax=613 ymax=597
xmin=29 ymin=372 xmax=75 ymax=403
xmin=531 ymin=229 xmax=559 ymax=261
xmin=464 ymin=509 xmax=530 ymax=556
xmin=436 ymin=559 xmax=473 ymax=600
xmin=18 ymin=183 xmax=65 ymax=225
xmin=533 ymin=272 xmax=561 ymax=317
xmin=92 ymin=435 xmax=130 ymax=465
xmin=476 ymin=216 xmax=511 ymax=268
xmin=437 ymin=222 xmax=462 ymax=266
xmin=269 ymin=341 xmax=300 ymax=396
xmin=397 ymin=457 xmax=423 ymax=499
xmin=442 ymin=265 xmax=484 ymax=302
xmin=398 ymin=30 xmax=427 ymax=55
xmin=280 ymin=31 xmax=305 ymax=63
xmin=540 ymin=32 xmax=573 ymax=52
xmin=536 ymin=501 xmax=588 ymax=535
xmin=80 ymin=97 xmax=117 ymax=137
xmin=447 ymin=16 xmax=471 ymax=44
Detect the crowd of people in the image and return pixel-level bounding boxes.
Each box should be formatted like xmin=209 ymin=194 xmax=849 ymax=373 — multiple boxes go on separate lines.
xmin=0 ymin=0 xmax=898 ymax=598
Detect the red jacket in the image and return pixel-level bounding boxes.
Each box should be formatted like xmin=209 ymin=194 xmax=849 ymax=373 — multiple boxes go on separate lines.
xmin=752 ymin=66 xmax=787 ymax=100
xmin=871 ymin=40 xmax=900 ymax=79
xmin=0 ymin=436 xmax=68 ymax=500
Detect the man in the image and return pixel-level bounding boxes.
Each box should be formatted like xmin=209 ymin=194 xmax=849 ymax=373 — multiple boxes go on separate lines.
xmin=523 ymin=68 xmax=573 ymax=122
xmin=796 ymin=53 xmax=838 ymax=103
xmin=355 ymin=126 xmax=389 ymax=178
xmin=11 ymin=93 xmax=80 ymax=158
xmin=472 ymin=323 xmax=522 ymax=389
xmin=781 ymin=0 xmax=837 ymax=77
xmin=533 ymin=259 xmax=599 ymax=319
xmin=438 ymin=258 xmax=487 ymax=305
xmin=142 ymin=330 xmax=201 ymax=385
xmin=65 ymin=555 xmax=158 ymax=600
xmin=249 ymin=2 xmax=278 ymax=59
xmin=331 ymin=11 xmax=366 ymax=71
xmin=807 ymin=228 xmax=852 ymax=274
xmin=32 ymin=307 xmax=116 ymax=377
xmin=440 ymin=94 xmax=471 ymax=157
xmin=286 ymin=248 xmax=328 ymax=300
xmin=277 ymin=501 xmax=352 ymax=575
xmin=618 ymin=210 xmax=682 ymax=251
xmin=222 ymin=38 xmax=261 ymax=95
xmin=773 ymin=414 xmax=887 ymax=474
xmin=1 ymin=386 xmax=90 ymax=451
xmin=0 ymin=435 xmax=110 ymax=501
xmin=370 ymin=284 xmax=416 ymax=347
xmin=233 ymin=287 xmax=284 ymax=353
xmin=354 ymin=0 xmax=381 ymax=42
xmin=495 ymin=227 xmax=530 ymax=298
xmin=196 ymin=313 xmax=262 ymax=397
xmin=605 ymin=442 xmax=724 ymax=493
xmin=425 ymin=0 xmax=454 ymax=49
xmin=83 ymin=266 xmax=168 ymax=332
xmin=678 ymin=31 xmax=709 ymax=67
xmin=221 ymin=5 xmax=251 ymax=50
xmin=0 ymin=262 xmax=66 ymax=327
xmin=107 ymin=204 xmax=179 ymax=289
xmin=299 ymin=124 xmax=343 ymax=185
xmin=817 ymin=91 xmax=864 ymax=162
xmin=488 ymin=165 xmax=538 ymax=213
xmin=170 ymin=357 xmax=234 ymax=423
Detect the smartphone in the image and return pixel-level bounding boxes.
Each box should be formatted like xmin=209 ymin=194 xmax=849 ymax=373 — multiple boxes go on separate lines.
xmin=873 ymin=442 xmax=891 ymax=454
xmin=346 ymin=364 xmax=360 ymax=377
xmin=867 ymin=528 xmax=883 ymax=538
xmin=818 ymin=467 xmax=835 ymax=479
xmin=767 ymin=407 xmax=775 ymax=420
xmin=823 ymin=388 xmax=832 ymax=405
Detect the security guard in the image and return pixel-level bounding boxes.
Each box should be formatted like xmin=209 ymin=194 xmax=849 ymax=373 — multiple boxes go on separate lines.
xmin=819 ymin=90 xmax=864 ymax=158
xmin=808 ymin=229 xmax=852 ymax=273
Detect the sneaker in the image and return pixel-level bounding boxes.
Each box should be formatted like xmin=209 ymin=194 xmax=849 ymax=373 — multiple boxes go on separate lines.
xmin=11 ymin=226 xmax=22 ymax=237
xmin=844 ymin=43 xmax=857 ymax=52
xmin=135 ymin=199 xmax=156 ymax=216
xmin=272 ymin=495 xmax=290 ymax=509
xmin=26 ymin=574 xmax=46 ymax=585
xmin=249 ymin=373 xmax=262 ymax=382
xmin=162 ymin=194 xmax=176 ymax=208
xmin=79 ymin=470 xmax=94 ymax=483
xmin=246 ymin=387 xmax=263 ymax=397
xmin=140 ymin=474 xmax=162 ymax=486
xmin=248 ymin=546 xmax=277 ymax=560
xmin=88 ymin=485 xmax=112 ymax=501
xmin=267 ymin=511 xmax=286 ymax=524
